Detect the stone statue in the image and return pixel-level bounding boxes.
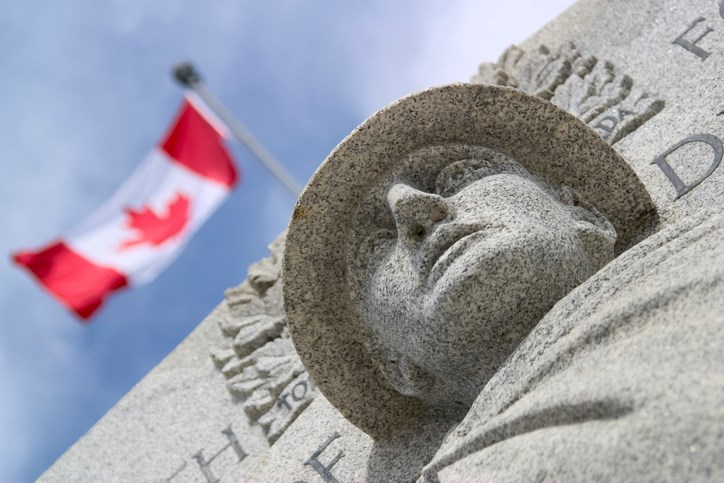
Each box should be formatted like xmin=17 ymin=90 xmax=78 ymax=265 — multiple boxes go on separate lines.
xmin=283 ymin=84 xmax=723 ymax=480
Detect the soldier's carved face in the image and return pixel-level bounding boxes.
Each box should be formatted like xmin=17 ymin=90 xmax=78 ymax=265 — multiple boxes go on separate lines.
xmin=347 ymin=146 xmax=616 ymax=407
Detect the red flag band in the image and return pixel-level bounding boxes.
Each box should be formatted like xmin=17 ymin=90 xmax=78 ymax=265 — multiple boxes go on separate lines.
xmin=12 ymin=94 xmax=239 ymax=320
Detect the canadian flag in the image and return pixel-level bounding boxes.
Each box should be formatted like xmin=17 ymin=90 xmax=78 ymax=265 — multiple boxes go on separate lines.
xmin=12 ymin=93 xmax=239 ymax=320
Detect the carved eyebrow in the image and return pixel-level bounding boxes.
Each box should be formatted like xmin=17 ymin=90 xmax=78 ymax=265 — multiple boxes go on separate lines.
xmin=435 ymin=158 xmax=529 ymax=196
xmin=356 ymin=228 xmax=395 ymax=268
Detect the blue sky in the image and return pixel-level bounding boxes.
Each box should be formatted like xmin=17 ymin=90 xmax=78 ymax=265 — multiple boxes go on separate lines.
xmin=0 ymin=1 xmax=574 ymax=480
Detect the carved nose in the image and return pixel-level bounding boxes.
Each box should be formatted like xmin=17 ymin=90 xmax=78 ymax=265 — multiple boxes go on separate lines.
xmin=387 ymin=183 xmax=450 ymax=245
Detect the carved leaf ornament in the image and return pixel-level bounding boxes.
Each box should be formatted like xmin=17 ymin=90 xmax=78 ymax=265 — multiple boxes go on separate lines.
xmin=473 ymin=42 xmax=663 ymax=144
xmin=211 ymin=235 xmax=316 ymax=443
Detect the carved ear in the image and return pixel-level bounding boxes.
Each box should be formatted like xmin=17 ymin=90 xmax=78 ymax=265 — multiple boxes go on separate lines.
xmin=558 ymin=186 xmax=617 ymax=269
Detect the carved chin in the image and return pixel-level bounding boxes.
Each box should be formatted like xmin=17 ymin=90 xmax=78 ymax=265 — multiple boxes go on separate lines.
xmin=414 ymin=246 xmax=591 ymax=391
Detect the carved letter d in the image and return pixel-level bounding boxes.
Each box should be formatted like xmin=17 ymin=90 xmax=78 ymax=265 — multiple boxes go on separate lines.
xmin=650 ymin=133 xmax=723 ymax=199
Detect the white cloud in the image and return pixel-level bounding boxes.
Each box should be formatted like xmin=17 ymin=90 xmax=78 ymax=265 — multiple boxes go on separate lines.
xmin=350 ymin=0 xmax=576 ymax=113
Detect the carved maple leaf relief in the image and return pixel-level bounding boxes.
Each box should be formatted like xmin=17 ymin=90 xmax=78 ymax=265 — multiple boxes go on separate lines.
xmin=119 ymin=192 xmax=191 ymax=250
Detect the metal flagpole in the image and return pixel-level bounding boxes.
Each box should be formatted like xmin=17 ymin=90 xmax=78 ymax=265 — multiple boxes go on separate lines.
xmin=172 ymin=62 xmax=302 ymax=199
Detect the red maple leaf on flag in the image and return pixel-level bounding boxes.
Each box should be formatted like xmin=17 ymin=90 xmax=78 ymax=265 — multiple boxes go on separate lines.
xmin=119 ymin=193 xmax=191 ymax=250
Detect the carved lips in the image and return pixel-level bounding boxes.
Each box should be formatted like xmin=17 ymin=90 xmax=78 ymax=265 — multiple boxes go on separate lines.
xmin=420 ymin=223 xmax=489 ymax=287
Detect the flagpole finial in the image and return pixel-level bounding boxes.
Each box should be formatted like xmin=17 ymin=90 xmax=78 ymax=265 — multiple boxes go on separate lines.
xmin=173 ymin=62 xmax=202 ymax=88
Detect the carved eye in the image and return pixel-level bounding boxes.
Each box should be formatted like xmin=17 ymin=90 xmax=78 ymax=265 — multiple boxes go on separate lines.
xmin=435 ymin=157 xmax=530 ymax=197
xmin=436 ymin=159 xmax=491 ymax=197
xmin=357 ymin=229 xmax=395 ymax=268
